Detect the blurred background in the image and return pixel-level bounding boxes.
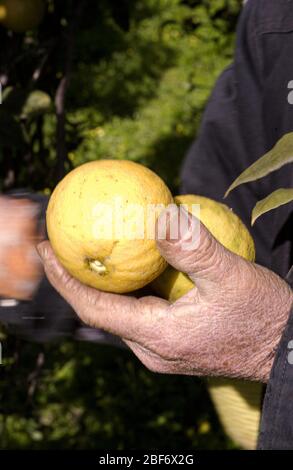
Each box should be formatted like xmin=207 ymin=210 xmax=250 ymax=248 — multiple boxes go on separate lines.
xmin=0 ymin=0 xmax=242 ymax=449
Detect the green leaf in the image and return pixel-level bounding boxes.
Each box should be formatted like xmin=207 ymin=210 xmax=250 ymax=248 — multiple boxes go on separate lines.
xmin=251 ymin=188 xmax=293 ymax=225
xmin=21 ymin=90 xmax=52 ymax=119
xmin=225 ymin=133 xmax=293 ymax=197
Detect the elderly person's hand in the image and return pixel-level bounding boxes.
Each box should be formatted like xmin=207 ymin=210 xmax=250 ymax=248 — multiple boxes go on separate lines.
xmin=37 ymin=206 xmax=293 ymax=382
xmin=0 ymin=196 xmax=43 ymax=300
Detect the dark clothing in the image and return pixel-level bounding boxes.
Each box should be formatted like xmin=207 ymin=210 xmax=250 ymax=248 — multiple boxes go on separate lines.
xmin=180 ymin=0 xmax=293 ymax=450
xmin=258 ymin=268 xmax=293 ymax=450
xmin=180 ymin=0 xmax=293 ymax=278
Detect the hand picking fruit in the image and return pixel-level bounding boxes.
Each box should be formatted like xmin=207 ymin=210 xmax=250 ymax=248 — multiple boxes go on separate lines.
xmin=38 ymin=160 xmax=292 ymax=383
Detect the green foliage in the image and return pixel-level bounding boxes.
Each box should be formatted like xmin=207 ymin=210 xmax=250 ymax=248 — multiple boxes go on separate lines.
xmin=21 ymin=90 xmax=52 ymax=119
xmin=67 ymin=0 xmax=239 ymax=191
xmin=0 ymin=0 xmax=241 ymax=450
xmin=226 ymin=132 xmax=293 ymax=196
xmin=226 ymin=132 xmax=293 ymax=223
xmin=252 ymin=188 xmax=293 ymax=225
xmin=1 ymin=0 xmax=240 ymax=193
xmin=0 ymin=337 xmax=234 ymax=449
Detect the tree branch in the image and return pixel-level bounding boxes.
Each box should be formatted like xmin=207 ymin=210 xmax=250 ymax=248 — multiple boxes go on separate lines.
xmin=54 ymin=1 xmax=86 ymax=182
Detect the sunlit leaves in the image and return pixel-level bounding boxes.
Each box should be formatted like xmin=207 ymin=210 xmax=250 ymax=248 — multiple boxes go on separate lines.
xmin=225 ymin=133 xmax=293 ymax=197
xmin=251 ymin=188 xmax=293 ymax=225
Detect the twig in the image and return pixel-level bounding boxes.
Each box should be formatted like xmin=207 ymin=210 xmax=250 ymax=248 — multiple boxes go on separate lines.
xmin=30 ymin=40 xmax=56 ymax=87
xmin=27 ymin=351 xmax=45 ymax=401
xmin=54 ymin=0 xmax=86 ymax=182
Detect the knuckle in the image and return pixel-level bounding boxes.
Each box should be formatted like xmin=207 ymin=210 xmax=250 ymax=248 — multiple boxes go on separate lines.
xmin=132 ymin=343 xmax=170 ymax=373
xmin=156 ymin=343 xmax=176 ymax=361
xmin=58 ymin=267 xmax=73 ymax=287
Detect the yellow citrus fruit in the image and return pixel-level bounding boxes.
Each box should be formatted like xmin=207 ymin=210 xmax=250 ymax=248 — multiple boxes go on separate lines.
xmin=0 ymin=0 xmax=45 ymax=33
xmin=47 ymin=160 xmax=173 ymax=294
xmin=151 ymin=194 xmax=255 ymax=301
xmin=207 ymin=378 xmax=262 ymax=450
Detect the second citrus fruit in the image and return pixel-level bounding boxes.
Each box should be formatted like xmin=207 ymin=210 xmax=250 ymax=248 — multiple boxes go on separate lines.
xmin=0 ymin=0 xmax=45 ymax=33
xmin=151 ymin=194 xmax=256 ymax=301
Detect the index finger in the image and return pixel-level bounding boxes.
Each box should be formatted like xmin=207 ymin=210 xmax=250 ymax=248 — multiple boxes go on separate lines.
xmin=37 ymin=241 xmax=168 ymax=341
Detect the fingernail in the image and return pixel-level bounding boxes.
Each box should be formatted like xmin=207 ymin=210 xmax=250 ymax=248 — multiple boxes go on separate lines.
xmin=36 ymin=243 xmax=47 ymax=261
xmin=157 ymin=204 xmax=176 ymax=243
xmin=166 ymin=205 xmax=181 ymax=243
xmin=175 ymin=205 xmax=193 ymax=241
xmin=157 ymin=204 xmax=192 ymax=243
xmin=179 ymin=206 xmax=193 ymax=232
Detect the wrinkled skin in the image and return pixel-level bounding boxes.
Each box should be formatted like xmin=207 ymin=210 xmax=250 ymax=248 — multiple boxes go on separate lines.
xmin=0 ymin=197 xmax=43 ymax=300
xmin=38 ymin=206 xmax=293 ymax=382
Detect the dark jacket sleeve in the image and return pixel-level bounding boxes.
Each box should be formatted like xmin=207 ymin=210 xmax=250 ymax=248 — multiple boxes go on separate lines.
xmin=180 ymin=0 xmax=293 ymax=278
xmin=258 ymin=268 xmax=293 ymax=450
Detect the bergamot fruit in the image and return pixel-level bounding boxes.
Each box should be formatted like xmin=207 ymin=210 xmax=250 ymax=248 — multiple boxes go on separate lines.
xmin=47 ymin=160 xmax=173 ymax=293
xmin=151 ymin=194 xmax=256 ymax=301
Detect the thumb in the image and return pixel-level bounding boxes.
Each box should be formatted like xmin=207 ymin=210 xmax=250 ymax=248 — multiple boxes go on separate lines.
xmin=156 ymin=205 xmax=236 ymax=288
